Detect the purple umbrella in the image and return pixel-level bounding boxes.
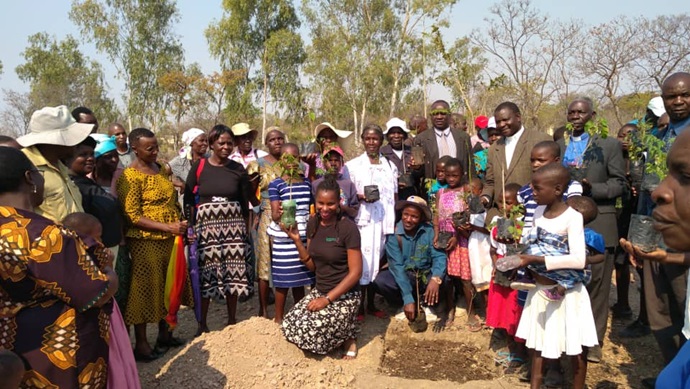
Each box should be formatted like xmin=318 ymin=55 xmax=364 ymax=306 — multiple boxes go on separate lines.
xmin=187 ymin=226 xmax=202 ymax=323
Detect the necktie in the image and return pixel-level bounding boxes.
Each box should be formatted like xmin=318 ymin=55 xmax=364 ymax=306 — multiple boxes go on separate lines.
xmin=439 ymin=132 xmax=450 ymax=157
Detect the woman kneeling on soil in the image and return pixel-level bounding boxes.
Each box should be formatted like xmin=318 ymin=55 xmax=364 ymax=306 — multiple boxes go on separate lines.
xmin=281 ymin=176 xmax=363 ymax=359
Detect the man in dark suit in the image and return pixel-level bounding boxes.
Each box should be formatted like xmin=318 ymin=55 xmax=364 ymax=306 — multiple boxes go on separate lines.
xmin=412 ymin=100 xmax=474 ymax=184
xmin=480 ymin=102 xmax=551 ymax=206
xmin=557 ymin=97 xmax=627 ymax=363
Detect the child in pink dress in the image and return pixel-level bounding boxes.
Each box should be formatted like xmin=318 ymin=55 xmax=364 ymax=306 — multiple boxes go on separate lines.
xmin=433 ymin=158 xmax=479 ymax=330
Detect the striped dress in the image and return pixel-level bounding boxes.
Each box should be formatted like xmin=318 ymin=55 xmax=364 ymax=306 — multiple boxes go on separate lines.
xmin=267 ymin=177 xmax=315 ymax=288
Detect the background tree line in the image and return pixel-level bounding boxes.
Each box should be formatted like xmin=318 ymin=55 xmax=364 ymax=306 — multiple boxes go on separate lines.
xmin=1 ymin=0 xmax=689 ymax=156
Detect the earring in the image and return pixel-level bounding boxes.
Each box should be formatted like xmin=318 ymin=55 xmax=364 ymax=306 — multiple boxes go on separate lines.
xmin=32 ymin=185 xmax=37 ymax=194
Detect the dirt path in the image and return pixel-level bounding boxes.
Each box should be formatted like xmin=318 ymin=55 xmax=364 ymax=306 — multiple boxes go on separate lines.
xmin=136 ymin=275 xmax=662 ymax=388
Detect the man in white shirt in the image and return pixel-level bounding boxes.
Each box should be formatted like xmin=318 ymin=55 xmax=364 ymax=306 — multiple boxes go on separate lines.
xmin=481 ymin=102 xmax=551 ymax=207
xmin=412 ymin=100 xmax=474 ymax=186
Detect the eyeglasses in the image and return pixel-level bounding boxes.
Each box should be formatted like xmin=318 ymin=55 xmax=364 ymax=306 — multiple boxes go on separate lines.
xmin=30 ymin=169 xmax=45 ymax=176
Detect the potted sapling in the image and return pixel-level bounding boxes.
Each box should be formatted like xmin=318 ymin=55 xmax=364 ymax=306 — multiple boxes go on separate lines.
xmin=278 ymin=153 xmax=301 ymax=229
xmin=625 ymin=119 xmax=668 ymax=252
xmin=563 ymin=117 xmax=609 ymax=181
xmin=405 ymin=246 xmax=430 ymax=333
xmin=494 ymin=207 xmax=527 ymax=272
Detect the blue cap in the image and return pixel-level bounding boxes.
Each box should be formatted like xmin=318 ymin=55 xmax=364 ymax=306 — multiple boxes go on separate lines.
xmin=90 ymin=134 xmax=117 ymax=158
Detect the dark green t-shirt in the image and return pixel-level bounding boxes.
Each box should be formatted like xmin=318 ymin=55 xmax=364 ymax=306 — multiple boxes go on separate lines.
xmin=307 ymin=217 xmax=361 ymax=294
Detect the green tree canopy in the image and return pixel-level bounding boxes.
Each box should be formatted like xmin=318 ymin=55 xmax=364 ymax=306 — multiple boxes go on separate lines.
xmin=15 ymin=32 xmax=117 ymax=123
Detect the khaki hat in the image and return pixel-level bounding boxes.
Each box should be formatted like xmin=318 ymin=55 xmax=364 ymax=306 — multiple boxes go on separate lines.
xmin=395 ymin=195 xmax=432 ymax=222
xmin=17 ymin=105 xmax=94 ymax=148
xmin=314 ymin=122 xmax=353 ymax=139
xmin=231 ymin=123 xmax=258 ymax=138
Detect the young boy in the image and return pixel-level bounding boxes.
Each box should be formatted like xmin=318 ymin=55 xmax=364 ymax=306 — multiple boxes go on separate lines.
xmin=426 ymin=155 xmax=452 ymax=211
xmin=518 ymin=141 xmax=583 ymax=230
xmin=312 ymin=146 xmax=359 ymax=219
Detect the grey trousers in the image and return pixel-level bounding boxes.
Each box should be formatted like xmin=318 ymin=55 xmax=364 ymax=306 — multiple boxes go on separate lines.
xmin=587 ymin=248 xmax=615 ymax=344
xmin=643 ymin=260 xmax=688 ymax=365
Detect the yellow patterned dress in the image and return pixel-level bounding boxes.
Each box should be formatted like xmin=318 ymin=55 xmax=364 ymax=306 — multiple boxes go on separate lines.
xmin=0 ymin=206 xmax=112 ymax=388
xmin=116 ymin=165 xmax=191 ymax=325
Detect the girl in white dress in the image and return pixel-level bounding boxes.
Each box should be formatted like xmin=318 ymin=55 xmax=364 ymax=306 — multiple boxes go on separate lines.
xmin=515 ymin=164 xmax=597 ymax=389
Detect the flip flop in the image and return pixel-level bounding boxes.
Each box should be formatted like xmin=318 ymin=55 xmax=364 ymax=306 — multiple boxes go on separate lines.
xmin=467 ymin=319 xmax=483 ymax=332
xmin=342 ymin=350 xmax=358 ymax=360
xmin=494 ymin=351 xmax=512 ymax=364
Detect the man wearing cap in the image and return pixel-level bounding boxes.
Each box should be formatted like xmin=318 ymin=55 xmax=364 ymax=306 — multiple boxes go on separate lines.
xmin=373 ymin=196 xmax=446 ymax=324
xmin=108 ymin=123 xmax=134 ymax=168
xmin=230 ymin=123 xmax=268 ymax=168
xmin=18 ymin=105 xmax=94 ymax=222
xmin=412 ymin=100 xmax=474 ymax=185
xmin=381 ymin=117 xmax=420 ymax=200
xmin=471 ymin=115 xmax=490 ymax=151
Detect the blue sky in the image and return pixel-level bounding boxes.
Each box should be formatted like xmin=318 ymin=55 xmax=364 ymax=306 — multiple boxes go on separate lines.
xmin=0 ymin=0 xmax=686 ymax=111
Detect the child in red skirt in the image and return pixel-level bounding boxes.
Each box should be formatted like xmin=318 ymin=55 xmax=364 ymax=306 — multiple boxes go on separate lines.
xmin=486 ymin=183 xmax=527 ymax=371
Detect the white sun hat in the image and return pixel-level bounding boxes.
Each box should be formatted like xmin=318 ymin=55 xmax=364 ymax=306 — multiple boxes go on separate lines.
xmin=314 ymin=122 xmax=353 ymax=139
xmin=17 ymin=105 xmax=94 ymax=148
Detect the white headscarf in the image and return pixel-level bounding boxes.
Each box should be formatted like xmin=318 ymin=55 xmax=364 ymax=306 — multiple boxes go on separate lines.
xmin=179 ymin=128 xmax=205 ymax=157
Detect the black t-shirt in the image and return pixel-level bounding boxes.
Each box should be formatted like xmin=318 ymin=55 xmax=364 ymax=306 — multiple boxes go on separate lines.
xmin=183 ymin=158 xmax=250 ymax=218
xmin=307 ymin=216 xmax=361 ymax=294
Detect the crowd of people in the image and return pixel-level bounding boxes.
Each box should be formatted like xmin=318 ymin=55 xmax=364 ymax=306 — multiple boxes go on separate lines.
xmin=1 ymin=71 xmax=690 ymax=389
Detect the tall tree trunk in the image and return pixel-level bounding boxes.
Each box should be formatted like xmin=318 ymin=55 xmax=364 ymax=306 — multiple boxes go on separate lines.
xmin=262 ymin=49 xmax=269 ymax=143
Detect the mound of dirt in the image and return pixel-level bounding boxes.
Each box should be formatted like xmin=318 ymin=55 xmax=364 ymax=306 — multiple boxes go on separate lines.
xmin=136 ymin=283 xmax=664 ymax=389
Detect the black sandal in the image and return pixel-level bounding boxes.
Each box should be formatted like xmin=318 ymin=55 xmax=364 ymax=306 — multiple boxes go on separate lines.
xmin=133 ymin=349 xmax=161 ymax=363
xmin=156 ymin=336 xmax=186 ymax=348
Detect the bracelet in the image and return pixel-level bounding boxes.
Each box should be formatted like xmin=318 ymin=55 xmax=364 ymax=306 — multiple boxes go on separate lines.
xmin=432 ymin=276 xmax=443 ymax=285
xmin=325 ymin=295 xmax=333 ymax=304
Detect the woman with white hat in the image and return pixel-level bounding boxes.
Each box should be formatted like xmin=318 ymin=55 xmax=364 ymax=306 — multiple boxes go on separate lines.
xmin=17 ymin=105 xmax=95 ymax=222
xmin=380 ymin=117 xmax=419 ymax=200
xmin=169 ymin=128 xmax=208 ymax=191
xmin=307 ymin=122 xmax=353 ymax=179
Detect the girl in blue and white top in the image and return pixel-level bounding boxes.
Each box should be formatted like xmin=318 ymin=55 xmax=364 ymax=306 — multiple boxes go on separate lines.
xmin=267 ymin=143 xmax=315 ymax=324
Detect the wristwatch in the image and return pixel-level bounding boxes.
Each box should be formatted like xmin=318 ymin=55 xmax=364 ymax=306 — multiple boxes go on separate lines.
xmin=431 ymin=276 xmax=443 ymax=285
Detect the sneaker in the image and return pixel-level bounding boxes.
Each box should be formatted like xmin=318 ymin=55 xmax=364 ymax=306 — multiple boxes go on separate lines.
xmin=510 ymin=276 xmax=536 ymax=291
xmin=587 ymin=344 xmax=602 ymax=363
xmin=619 ymin=318 xmax=651 ymax=338
xmin=611 ymin=303 xmax=634 ymax=320
xmin=423 ymin=306 xmax=438 ymax=322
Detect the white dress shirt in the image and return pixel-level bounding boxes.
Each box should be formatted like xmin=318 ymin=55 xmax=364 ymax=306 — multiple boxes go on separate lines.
xmin=505 ymin=126 xmax=525 ymax=169
xmin=434 ymin=127 xmax=456 ymax=158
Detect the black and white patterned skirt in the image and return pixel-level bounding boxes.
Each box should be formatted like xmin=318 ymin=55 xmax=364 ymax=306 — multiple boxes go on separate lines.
xmin=282 ymin=288 xmax=361 ymax=355
xmin=196 ymin=200 xmax=253 ymax=299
